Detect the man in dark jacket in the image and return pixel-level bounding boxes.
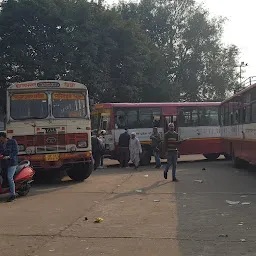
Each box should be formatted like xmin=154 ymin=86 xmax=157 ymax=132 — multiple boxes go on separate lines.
xmin=118 ymin=128 xmax=130 ymax=168
xmin=0 ymin=132 xmax=19 ymax=202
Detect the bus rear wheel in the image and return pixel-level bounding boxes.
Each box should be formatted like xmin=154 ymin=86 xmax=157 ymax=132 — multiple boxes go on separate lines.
xmin=140 ymin=150 xmax=151 ymax=166
xmin=232 ymin=153 xmax=246 ymax=169
xmin=67 ymin=162 xmax=93 ymax=182
xmin=203 ymin=153 xmax=220 ymax=161
xmin=224 ymin=153 xmax=232 ymax=160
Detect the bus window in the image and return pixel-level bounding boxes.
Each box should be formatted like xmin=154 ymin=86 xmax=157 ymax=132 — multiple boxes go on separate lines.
xmin=251 ymin=102 xmax=256 ymax=123
xmin=243 ymin=104 xmax=251 ymax=124
xmin=91 ymin=111 xmax=100 ymax=130
xmin=114 ymin=108 xmax=138 ymax=129
xmin=178 ymin=107 xmax=199 ymax=127
xmin=251 ymin=88 xmax=256 ymax=102
xmin=138 ymin=108 xmax=161 ymax=128
xmin=219 ymin=106 xmax=224 ymax=126
xmin=224 ymin=104 xmax=229 ymax=126
xmin=243 ymin=94 xmax=251 ymax=124
xmin=198 ymin=107 xmax=218 ymax=126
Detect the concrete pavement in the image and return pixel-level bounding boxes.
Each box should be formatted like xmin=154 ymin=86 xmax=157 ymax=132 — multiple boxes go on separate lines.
xmin=0 ymin=156 xmax=256 ymax=255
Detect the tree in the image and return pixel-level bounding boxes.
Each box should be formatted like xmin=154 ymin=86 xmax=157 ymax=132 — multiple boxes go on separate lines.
xmin=0 ymin=0 xmax=161 ymax=108
xmin=114 ymin=0 xmax=240 ymax=102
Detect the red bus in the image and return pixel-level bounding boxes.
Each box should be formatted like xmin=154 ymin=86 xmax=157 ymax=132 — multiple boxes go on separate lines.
xmin=92 ymin=102 xmax=225 ymax=165
xmin=220 ymin=76 xmax=256 ymax=167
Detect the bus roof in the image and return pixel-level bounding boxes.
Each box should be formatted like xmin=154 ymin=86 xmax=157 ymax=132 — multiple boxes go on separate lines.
xmin=95 ymin=102 xmax=221 ymax=109
xmin=8 ymin=80 xmax=87 ymax=90
xmin=221 ymin=77 xmax=256 ymax=105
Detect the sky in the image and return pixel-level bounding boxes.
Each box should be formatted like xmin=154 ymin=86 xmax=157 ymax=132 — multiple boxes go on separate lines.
xmin=198 ymin=0 xmax=254 ymax=82
xmin=107 ymin=0 xmax=255 ymax=82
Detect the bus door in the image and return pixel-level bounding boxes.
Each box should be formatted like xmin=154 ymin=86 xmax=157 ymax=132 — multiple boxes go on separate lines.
xmin=177 ymin=107 xmax=200 ymax=141
xmin=164 ymin=115 xmax=177 ymax=133
xmin=99 ymin=112 xmax=115 ymax=153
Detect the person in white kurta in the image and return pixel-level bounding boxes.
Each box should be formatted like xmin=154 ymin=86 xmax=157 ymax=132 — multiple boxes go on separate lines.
xmin=129 ymin=132 xmax=142 ymax=169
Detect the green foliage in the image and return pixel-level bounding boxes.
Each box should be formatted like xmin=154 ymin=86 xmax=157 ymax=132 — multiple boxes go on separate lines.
xmin=0 ymin=0 xmax=240 ymax=109
xmin=115 ymin=0 xmax=240 ymax=101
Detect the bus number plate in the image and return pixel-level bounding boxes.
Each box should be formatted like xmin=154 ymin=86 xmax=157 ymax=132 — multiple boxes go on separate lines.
xmin=45 ymin=154 xmax=59 ymax=162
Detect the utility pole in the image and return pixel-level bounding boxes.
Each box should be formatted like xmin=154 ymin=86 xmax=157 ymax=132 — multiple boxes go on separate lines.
xmin=239 ymin=61 xmax=248 ymax=85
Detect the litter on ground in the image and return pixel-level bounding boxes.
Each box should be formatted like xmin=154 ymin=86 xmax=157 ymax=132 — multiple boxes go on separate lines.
xmin=94 ymin=217 xmax=103 ymax=223
xmin=241 ymin=202 xmax=251 ymax=205
xmin=194 ymin=179 xmax=203 ymax=183
xmin=226 ymin=200 xmax=240 ymax=205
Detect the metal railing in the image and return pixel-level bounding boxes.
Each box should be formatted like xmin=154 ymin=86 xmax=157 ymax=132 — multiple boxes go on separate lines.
xmin=241 ymin=76 xmax=256 ymax=88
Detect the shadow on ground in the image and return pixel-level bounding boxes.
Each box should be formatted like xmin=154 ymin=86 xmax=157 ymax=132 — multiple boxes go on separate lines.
xmin=174 ymin=160 xmax=256 ymax=255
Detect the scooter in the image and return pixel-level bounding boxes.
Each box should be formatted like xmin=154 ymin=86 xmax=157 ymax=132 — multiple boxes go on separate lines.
xmin=0 ymin=155 xmax=35 ymax=196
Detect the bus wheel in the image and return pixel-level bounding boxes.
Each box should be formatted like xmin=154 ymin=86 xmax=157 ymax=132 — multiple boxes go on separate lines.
xmin=140 ymin=151 xmax=151 ymax=166
xmin=232 ymin=153 xmax=246 ymax=169
xmin=67 ymin=162 xmax=93 ymax=182
xmin=224 ymin=153 xmax=232 ymax=160
xmin=203 ymin=153 xmax=220 ymax=161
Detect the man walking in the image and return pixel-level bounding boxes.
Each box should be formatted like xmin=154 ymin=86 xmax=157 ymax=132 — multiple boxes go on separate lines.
xmin=150 ymin=127 xmax=162 ymax=168
xmin=0 ymin=132 xmax=19 ymax=202
xmin=164 ymin=123 xmax=182 ymax=182
xmin=129 ymin=132 xmax=142 ymax=169
xmin=118 ymin=128 xmax=130 ymax=168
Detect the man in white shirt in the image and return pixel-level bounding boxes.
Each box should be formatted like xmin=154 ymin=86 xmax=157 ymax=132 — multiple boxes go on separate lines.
xmin=129 ymin=132 xmax=142 ymax=169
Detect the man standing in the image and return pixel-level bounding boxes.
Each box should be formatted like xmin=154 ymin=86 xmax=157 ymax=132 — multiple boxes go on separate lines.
xmin=0 ymin=132 xmax=19 ymax=202
xmin=98 ymin=130 xmax=106 ymax=169
xmin=129 ymin=132 xmax=142 ymax=169
xmin=164 ymin=123 xmax=182 ymax=182
xmin=118 ymin=128 xmax=130 ymax=168
xmin=150 ymin=127 xmax=162 ymax=168
xmin=91 ymin=130 xmax=101 ymax=170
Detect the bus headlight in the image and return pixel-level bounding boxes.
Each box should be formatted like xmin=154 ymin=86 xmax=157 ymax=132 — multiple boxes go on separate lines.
xmin=18 ymin=144 xmax=25 ymax=151
xmin=26 ymin=148 xmax=32 ymax=155
xmin=77 ymin=141 xmax=88 ymax=148
xmin=70 ymin=146 xmax=77 ymax=153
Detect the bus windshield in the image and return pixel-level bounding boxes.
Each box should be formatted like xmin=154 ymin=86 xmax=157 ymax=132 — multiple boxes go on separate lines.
xmin=10 ymin=93 xmax=48 ymax=120
xmin=52 ymin=92 xmax=87 ymax=118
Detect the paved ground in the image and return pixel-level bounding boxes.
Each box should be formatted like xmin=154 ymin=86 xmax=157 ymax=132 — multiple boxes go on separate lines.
xmin=0 ymin=155 xmax=256 ymax=256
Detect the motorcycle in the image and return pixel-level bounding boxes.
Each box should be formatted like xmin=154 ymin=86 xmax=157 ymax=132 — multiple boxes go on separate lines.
xmin=0 ymin=155 xmax=35 ymax=196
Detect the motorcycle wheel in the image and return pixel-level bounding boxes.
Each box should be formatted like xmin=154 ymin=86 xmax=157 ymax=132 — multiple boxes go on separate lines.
xmin=17 ymin=183 xmax=31 ymax=196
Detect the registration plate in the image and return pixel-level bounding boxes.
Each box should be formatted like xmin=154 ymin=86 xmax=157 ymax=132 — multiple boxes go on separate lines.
xmin=45 ymin=154 xmax=59 ymax=162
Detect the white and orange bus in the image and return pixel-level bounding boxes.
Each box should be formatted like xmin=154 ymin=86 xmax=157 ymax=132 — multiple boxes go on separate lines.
xmin=92 ymin=102 xmax=225 ymax=165
xmin=220 ymin=76 xmax=256 ymax=167
xmin=6 ymin=80 xmax=93 ymax=181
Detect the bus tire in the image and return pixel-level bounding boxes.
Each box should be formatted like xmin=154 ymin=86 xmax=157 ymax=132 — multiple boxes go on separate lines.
xmin=140 ymin=150 xmax=151 ymax=166
xmin=203 ymin=153 xmax=220 ymax=161
xmin=232 ymin=153 xmax=246 ymax=169
xmin=224 ymin=153 xmax=232 ymax=160
xmin=67 ymin=162 xmax=93 ymax=182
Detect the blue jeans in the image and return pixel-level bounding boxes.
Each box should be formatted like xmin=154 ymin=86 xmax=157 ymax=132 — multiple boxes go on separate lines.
xmin=8 ymin=166 xmax=17 ymax=196
xmin=165 ymin=151 xmax=178 ymax=178
xmin=153 ymin=150 xmax=161 ymax=167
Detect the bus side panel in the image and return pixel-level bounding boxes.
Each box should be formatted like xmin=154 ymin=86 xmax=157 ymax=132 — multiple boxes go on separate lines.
xmin=241 ymin=124 xmax=256 ymax=164
xmin=178 ymin=126 xmax=222 ymax=155
xmin=179 ymin=138 xmax=222 ymax=155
